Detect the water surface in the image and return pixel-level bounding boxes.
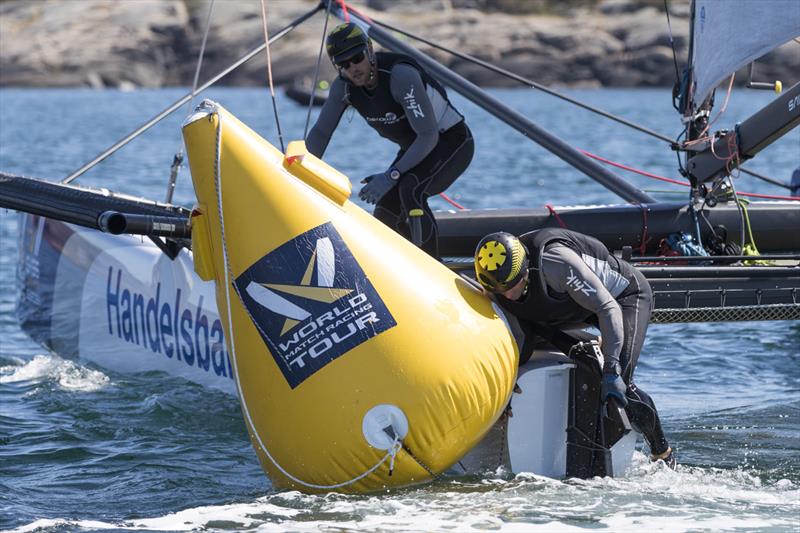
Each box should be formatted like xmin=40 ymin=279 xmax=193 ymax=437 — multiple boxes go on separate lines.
xmin=1 ymin=87 xmax=798 ymax=532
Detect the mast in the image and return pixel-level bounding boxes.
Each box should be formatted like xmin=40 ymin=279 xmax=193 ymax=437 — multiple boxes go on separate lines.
xmin=332 ymin=8 xmax=654 ymax=204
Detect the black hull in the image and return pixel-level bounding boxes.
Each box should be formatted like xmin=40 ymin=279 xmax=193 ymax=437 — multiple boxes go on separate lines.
xmin=437 ymin=202 xmax=800 ymax=256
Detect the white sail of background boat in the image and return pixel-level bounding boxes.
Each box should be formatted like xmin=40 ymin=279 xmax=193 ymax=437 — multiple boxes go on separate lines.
xmin=680 ymin=0 xmax=800 ymax=117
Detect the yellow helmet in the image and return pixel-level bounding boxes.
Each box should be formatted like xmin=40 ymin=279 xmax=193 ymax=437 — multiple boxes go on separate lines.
xmin=474 ymin=232 xmax=528 ymax=293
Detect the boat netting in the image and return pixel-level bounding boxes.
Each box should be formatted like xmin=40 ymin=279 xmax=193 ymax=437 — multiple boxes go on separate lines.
xmin=652 ymin=303 xmax=800 ymax=323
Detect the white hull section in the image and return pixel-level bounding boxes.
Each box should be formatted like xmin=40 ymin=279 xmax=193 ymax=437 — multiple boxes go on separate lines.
xmin=17 ymin=215 xmax=236 ymax=395
xmin=459 ymin=352 xmax=637 ymax=478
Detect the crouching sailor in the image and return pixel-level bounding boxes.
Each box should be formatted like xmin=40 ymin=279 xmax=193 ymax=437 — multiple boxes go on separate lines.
xmin=474 ymin=228 xmax=675 ymax=468
xmin=306 ymin=22 xmax=474 ymax=259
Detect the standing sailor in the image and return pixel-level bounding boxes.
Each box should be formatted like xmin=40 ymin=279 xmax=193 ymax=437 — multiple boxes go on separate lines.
xmin=474 ymin=228 xmax=675 ymax=468
xmin=306 ymin=22 xmax=474 ymax=258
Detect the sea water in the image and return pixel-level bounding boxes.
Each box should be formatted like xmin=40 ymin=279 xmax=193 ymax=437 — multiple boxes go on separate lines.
xmin=1 ymin=87 xmax=798 ymax=532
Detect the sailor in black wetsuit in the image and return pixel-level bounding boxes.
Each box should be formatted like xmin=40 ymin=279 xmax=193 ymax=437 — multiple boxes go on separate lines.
xmin=306 ymin=22 xmax=474 ymax=258
xmin=474 ymin=229 xmax=675 ymax=468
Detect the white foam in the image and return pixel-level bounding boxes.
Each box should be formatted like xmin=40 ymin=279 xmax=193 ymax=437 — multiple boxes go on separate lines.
xmin=8 ymin=518 xmax=115 ymax=533
xmin=8 ymin=452 xmax=799 ymax=533
xmin=0 ymin=354 xmax=109 ymax=392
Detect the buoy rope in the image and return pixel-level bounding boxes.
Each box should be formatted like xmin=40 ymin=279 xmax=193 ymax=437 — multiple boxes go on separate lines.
xmin=304 ymin=0 xmax=334 ymax=140
xmin=165 ymin=0 xmax=215 ymax=204
xmin=211 ymin=107 xmax=402 ymax=490
xmin=259 ymin=0 xmax=286 ymax=152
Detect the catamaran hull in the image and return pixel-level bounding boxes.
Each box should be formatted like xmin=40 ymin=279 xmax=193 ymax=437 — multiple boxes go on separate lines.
xmin=16 ymin=213 xmax=237 ymax=395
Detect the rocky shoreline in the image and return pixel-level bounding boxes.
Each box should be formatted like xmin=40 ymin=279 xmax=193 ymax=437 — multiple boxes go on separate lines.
xmin=1 ymin=0 xmax=797 ymax=89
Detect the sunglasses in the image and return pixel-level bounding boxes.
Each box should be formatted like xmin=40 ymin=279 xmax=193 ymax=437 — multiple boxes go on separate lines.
xmin=336 ymin=51 xmax=366 ymax=70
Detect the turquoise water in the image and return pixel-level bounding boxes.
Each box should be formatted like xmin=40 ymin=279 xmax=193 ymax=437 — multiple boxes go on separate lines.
xmin=1 ymin=87 xmax=799 ymax=532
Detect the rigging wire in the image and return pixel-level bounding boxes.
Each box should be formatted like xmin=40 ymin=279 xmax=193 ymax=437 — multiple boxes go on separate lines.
xmin=62 ymin=5 xmax=322 ymax=185
xmin=165 ymin=0 xmax=216 ymax=203
xmin=259 ymin=0 xmax=285 ymax=153
xmin=372 ymin=19 xmax=675 ymax=145
xmin=372 ymin=19 xmax=790 ymax=192
xmin=663 ymin=0 xmax=681 ymax=87
xmin=304 ymin=0 xmax=334 ymax=140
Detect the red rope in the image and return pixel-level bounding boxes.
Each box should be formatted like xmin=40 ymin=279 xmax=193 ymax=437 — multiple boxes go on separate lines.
xmin=579 ymin=149 xmax=688 ymax=186
xmin=438 ymin=192 xmax=466 ymax=210
xmin=545 ymin=204 xmax=567 ymax=228
xmin=580 ymin=148 xmax=800 ymax=202
xmin=336 ymin=0 xmax=350 ymax=22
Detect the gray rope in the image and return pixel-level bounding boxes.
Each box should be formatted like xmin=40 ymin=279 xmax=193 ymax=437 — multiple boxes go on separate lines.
xmin=165 ymin=0 xmax=215 ymax=203
xmin=260 ymin=0 xmax=285 ymax=152
xmin=61 ymin=5 xmax=322 ymax=185
xmin=304 ymin=0 xmax=334 ymax=140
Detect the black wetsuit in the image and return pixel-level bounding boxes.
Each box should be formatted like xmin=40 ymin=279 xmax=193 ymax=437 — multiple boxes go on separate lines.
xmin=496 ymin=228 xmax=671 ymax=457
xmin=307 ymin=52 xmax=474 ymax=258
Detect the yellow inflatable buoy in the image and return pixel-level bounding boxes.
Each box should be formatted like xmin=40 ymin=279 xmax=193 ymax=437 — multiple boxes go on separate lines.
xmin=182 ymin=100 xmax=518 ymax=493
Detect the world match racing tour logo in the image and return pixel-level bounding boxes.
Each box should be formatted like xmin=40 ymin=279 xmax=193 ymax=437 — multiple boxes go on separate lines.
xmin=234 ymin=222 xmax=396 ymax=389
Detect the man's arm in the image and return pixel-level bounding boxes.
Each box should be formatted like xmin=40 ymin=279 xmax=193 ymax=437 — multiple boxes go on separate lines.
xmin=389 ymin=64 xmax=439 ymax=173
xmin=305 ymin=77 xmax=348 ymax=158
xmin=541 ymin=244 xmax=624 ymax=366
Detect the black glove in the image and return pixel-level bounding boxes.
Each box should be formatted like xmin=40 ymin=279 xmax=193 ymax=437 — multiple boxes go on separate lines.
xmin=601 ymin=362 xmax=628 ymax=407
xmin=358 ymin=171 xmax=397 ymax=204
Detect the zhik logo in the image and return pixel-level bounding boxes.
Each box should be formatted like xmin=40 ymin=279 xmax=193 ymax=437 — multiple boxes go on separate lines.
xmin=403 ymin=86 xmax=425 ymax=118
xmin=566 ymin=267 xmax=597 ymax=297
xmin=234 ymin=222 xmax=396 ymax=389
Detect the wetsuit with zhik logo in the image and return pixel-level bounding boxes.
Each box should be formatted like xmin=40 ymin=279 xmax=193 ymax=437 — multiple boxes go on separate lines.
xmin=496 ymin=228 xmax=670 ymax=457
xmin=307 ymin=52 xmax=474 ymax=258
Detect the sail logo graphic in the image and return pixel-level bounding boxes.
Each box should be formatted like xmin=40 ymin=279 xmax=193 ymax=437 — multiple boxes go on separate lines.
xmin=234 ymin=222 xmax=396 ymax=388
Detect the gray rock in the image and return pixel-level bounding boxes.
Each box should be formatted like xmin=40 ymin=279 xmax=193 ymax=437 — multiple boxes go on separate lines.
xmin=0 ymin=0 xmax=796 ymax=90
xmin=0 ymin=0 xmax=189 ymax=88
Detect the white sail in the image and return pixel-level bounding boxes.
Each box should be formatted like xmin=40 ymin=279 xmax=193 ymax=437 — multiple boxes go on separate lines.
xmin=689 ymin=0 xmax=800 ymax=111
